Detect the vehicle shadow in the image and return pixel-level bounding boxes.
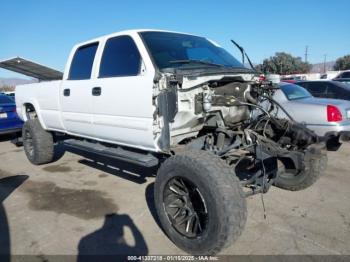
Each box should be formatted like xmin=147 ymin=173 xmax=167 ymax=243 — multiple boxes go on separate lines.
xmin=0 ymin=134 xmax=12 ymax=142
xmin=0 ymin=175 xmax=29 ymax=262
xmin=77 ymin=213 xmax=148 ymax=261
xmin=145 ymin=182 xmax=163 ymax=232
xmin=0 ymin=133 xmax=22 ymax=147
xmin=64 ymin=145 xmax=158 ymax=184
xmin=0 ymin=134 xmax=16 ymax=143
xmin=53 ymin=144 xmax=160 ymax=259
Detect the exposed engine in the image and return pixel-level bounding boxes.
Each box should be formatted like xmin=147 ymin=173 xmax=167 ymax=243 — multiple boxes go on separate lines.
xmin=155 ymin=73 xmax=324 ymax=196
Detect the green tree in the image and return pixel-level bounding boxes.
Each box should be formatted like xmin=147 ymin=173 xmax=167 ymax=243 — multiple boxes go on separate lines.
xmin=256 ymin=52 xmax=312 ymax=74
xmin=333 ymin=55 xmax=350 ymax=70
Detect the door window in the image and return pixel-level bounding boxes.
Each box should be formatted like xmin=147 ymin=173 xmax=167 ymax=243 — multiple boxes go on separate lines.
xmin=306 ymin=82 xmax=327 ymax=97
xmin=68 ymin=43 xmax=98 ymax=80
xmin=99 ymin=35 xmax=141 ymax=77
xmin=325 ymin=83 xmax=339 ymax=98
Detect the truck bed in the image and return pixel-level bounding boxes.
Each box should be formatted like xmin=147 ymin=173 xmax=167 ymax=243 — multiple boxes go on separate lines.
xmin=16 ymin=81 xmax=64 ymax=131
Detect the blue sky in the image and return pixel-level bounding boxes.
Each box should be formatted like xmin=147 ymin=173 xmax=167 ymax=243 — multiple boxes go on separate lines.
xmin=1 ymin=0 xmax=349 ymax=78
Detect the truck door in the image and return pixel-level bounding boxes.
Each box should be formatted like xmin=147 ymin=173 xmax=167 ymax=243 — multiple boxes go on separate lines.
xmin=60 ymin=42 xmax=99 ymax=137
xmin=91 ymin=34 xmax=156 ymax=151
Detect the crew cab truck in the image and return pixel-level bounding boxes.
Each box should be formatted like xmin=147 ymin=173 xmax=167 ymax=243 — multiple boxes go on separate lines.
xmin=15 ymin=30 xmax=327 ymax=255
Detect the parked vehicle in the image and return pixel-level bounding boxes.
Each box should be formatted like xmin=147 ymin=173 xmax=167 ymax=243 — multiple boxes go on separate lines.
xmin=281 ymin=76 xmax=304 ymax=84
xmin=0 ymin=94 xmax=23 ymax=135
xmin=12 ymin=30 xmax=328 ymax=255
xmin=5 ymin=92 xmax=15 ymax=100
xmin=271 ymin=82 xmax=350 ymax=150
xmin=334 ymin=70 xmax=350 ymax=79
xmin=265 ymin=74 xmax=280 ymax=83
xmin=296 ymin=80 xmax=350 ymax=100
xmin=320 ymin=71 xmax=341 ymax=80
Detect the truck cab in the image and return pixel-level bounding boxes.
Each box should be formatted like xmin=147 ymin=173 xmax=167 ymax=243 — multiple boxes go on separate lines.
xmin=15 ymin=30 xmax=256 ymax=153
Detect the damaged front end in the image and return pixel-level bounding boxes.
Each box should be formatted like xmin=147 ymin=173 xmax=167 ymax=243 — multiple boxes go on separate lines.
xmin=153 ymin=69 xmax=327 ymax=196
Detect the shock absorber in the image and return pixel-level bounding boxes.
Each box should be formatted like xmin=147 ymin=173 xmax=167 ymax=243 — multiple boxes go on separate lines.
xmin=216 ymin=132 xmax=225 ymax=150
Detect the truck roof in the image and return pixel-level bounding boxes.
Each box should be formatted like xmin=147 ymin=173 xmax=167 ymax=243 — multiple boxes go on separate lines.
xmin=74 ymin=29 xmax=201 ymax=47
xmin=0 ymin=30 xmax=206 ymax=81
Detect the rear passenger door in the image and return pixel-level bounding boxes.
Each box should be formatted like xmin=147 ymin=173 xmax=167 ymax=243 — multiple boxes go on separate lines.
xmin=60 ymin=42 xmax=98 ymax=137
xmin=92 ymin=34 xmax=156 ymax=150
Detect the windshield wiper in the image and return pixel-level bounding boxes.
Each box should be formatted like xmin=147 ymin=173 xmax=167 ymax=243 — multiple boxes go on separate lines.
xmin=230 ymin=40 xmax=256 ymax=72
xmin=169 ymin=59 xmax=224 ymax=67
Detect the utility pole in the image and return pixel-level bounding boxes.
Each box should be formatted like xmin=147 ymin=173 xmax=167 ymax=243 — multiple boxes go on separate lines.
xmin=323 ymin=54 xmax=327 ymax=74
xmin=280 ymin=61 xmax=283 ymax=75
xmin=304 ymin=46 xmax=308 ymax=63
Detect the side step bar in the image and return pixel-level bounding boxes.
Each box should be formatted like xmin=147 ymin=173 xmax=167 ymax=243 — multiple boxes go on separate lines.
xmin=64 ymin=139 xmax=159 ymax=167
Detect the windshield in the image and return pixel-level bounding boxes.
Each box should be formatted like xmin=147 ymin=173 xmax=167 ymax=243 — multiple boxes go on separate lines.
xmin=140 ymin=31 xmax=245 ymax=70
xmin=280 ymin=84 xmax=312 ymax=100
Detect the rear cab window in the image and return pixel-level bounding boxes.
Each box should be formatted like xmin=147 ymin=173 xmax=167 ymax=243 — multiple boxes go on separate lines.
xmin=99 ymin=35 xmax=141 ymax=77
xmin=68 ymin=43 xmax=99 ymax=80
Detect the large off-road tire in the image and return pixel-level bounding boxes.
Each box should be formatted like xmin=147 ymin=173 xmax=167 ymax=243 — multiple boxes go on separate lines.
xmin=274 ymin=152 xmax=327 ymax=191
xmin=23 ymin=119 xmax=54 ymax=165
xmin=154 ymin=150 xmax=247 ymax=255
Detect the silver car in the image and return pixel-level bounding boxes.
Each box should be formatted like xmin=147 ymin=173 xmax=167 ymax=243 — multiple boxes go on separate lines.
xmin=272 ymin=82 xmax=350 ymax=149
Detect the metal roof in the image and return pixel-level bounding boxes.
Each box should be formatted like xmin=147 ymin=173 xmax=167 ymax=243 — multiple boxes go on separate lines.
xmin=0 ymin=57 xmax=63 ymax=81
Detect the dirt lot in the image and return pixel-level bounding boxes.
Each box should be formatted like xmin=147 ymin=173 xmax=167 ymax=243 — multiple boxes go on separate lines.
xmin=0 ymin=136 xmax=350 ymax=257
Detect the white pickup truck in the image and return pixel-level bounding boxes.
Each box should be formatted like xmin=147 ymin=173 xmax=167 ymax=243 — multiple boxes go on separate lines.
xmin=13 ymin=29 xmax=327 ymax=255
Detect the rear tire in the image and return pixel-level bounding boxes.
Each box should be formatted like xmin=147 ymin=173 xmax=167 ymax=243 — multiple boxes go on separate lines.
xmin=23 ymin=119 xmax=54 ymax=165
xmin=154 ymin=150 xmax=247 ymax=255
xmin=274 ymin=152 xmax=327 ymax=191
xmin=326 ymin=136 xmax=341 ymax=151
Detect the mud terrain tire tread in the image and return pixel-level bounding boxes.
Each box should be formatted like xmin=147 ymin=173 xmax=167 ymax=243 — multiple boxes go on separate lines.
xmin=154 ymin=150 xmax=247 ymax=255
xmin=274 ymin=153 xmax=327 ymax=191
xmin=23 ymin=119 xmax=54 ymax=165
